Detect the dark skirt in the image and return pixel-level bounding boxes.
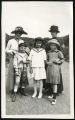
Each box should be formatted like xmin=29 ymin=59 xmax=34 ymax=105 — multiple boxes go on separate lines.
xmin=6 ymin=55 xmax=15 ymax=93
xmin=43 ymin=75 xmax=64 ymax=94
xmin=57 ymin=72 xmax=64 ymax=93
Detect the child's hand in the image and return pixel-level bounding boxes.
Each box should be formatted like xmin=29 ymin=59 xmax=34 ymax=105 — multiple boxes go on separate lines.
xmin=15 ymin=69 xmax=19 ymax=75
xmin=12 ymin=50 xmax=18 ymax=55
xmin=23 ymin=58 xmax=26 ymax=63
xmin=53 ymin=59 xmax=60 ymax=64
xmin=23 ymin=60 xmax=29 ymax=64
xmin=15 ymin=71 xmax=19 ymax=75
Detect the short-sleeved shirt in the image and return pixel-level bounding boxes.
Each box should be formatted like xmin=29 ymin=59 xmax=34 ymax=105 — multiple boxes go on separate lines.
xmin=28 ymin=48 xmax=46 ymax=67
xmin=6 ymin=39 xmax=24 ymax=54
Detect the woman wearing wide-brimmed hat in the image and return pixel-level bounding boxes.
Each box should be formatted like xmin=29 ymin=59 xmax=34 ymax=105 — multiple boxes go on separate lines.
xmin=6 ymin=26 xmax=28 ymax=94
xmin=46 ymin=39 xmax=64 ymax=105
xmin=44 ymin=25 xmax=64 ymax=95
xmin=49 ymin=25 xmax=60 ymax=38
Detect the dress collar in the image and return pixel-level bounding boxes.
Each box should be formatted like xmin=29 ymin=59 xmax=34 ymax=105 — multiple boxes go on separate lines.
xmin=33 ymin=48 xmax=44 ymax=53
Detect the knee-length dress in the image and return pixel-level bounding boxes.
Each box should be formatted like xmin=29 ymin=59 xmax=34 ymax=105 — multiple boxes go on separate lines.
xmin=46 ymin=49 xmax=64 ymax=85
xmin=28 ymin=48 xmax=46 ymax=80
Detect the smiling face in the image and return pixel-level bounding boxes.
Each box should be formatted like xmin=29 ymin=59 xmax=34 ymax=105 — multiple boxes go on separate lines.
xmin=50 ymin=43 xmax=57 ymax=50
xmin=35 ymin=41 xmax=42 ymax=48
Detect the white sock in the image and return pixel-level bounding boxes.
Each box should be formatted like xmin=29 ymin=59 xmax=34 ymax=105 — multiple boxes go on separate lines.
xmin=14 ymin=86 xmax=18 ymax=92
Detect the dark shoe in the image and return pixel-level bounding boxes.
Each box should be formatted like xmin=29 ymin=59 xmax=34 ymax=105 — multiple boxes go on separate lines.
xmin=11 ymin=93 xmax=16 ymax=102
xmin=43 ymin=88 xmax=50 ymax=94
xmin=17 ymin=88 xmax=21 ymax=94
xmin=56 ymin=93 xmax=60 ymax=96
xmin=20 ymin=89 xmax=28 ymax=96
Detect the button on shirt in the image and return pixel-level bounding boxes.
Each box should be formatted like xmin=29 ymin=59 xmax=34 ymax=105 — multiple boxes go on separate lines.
xmin=28 ymin=48 xmax=46 ymax=67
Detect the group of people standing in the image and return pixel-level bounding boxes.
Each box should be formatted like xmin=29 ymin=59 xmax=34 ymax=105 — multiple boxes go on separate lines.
xmin=6 ymin=25 xmax=64 ymax=105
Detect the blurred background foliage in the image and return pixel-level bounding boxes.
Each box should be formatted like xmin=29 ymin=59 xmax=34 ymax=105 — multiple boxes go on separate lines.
xmin=5 ymin=33 xmax=69 ymax=63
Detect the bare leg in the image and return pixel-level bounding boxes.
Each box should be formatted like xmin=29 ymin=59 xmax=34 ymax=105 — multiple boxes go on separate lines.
xmin=52 ymin=84 xmax=57 ymax=105
xmin=14 ymin=76 xmax=21 ymax=93
xmin=53 ymin=85 xmax=57 ymax=93
xmin=32 ymin=79 xmax=37 ymax=98
xmin=12 ymin=69 xmax=21 ymax=102
xmin=38 ymin=80 xmax=43 ymax=99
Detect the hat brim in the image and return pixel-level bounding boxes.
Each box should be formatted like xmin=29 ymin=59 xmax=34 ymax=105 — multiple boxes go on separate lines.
xmin=35 ymin=37 xmax=44 ymax=42
xmin=34 ymin=40 xmax=43 ymax=44
xmin=48 ymin=30 xmax=60 ymax=33
xmin=48 ymin=41 xmax=60 ymax=46
xmin=11 ymin=30 xmax=28 ymax=35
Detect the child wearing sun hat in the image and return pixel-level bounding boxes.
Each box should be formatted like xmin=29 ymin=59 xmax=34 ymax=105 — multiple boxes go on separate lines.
xmin=46 ymin=39 xmax=64 ymax=105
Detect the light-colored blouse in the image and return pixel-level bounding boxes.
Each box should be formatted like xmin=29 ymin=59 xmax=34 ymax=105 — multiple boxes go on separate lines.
xmin=6 ymin=39 xmax=24 ymax=54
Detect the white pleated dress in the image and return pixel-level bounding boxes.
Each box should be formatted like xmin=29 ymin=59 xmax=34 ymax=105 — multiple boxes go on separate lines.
xmin=28 ymin=48 xmax=46 ymax=80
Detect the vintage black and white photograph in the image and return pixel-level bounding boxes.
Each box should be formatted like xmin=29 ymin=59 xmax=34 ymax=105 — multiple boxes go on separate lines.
xmin=1 ymin=1 xmax=74 ymax=119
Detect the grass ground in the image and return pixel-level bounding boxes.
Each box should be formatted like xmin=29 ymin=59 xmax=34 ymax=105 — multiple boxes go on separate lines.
xmin=6 ymin=62 xmax=70 ymax=115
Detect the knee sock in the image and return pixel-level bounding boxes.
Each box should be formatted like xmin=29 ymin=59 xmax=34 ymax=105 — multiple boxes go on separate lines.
xmin=53 ymin=93 xmax=57 ymax=99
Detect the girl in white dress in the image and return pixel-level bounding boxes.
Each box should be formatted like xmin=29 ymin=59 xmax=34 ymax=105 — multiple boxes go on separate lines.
xmin=28 ymin=37 xmax=46 ymax=99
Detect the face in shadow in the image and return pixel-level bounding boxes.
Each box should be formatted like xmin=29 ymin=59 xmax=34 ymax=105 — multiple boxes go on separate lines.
xmin=51 ymin=32 xmax=58 ymax=38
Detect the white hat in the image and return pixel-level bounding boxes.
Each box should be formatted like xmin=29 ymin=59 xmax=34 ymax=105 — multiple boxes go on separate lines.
xmin=48 ymin=39 xmax=60 ymax=46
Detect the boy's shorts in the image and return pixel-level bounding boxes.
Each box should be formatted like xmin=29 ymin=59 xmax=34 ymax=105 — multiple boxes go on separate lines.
xmin=15 ymin=67 xmax=27 ymax=76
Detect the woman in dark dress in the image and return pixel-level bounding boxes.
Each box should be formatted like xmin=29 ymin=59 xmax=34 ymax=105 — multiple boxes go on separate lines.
xmin=44 ymin=25 xmax=64 ymax=95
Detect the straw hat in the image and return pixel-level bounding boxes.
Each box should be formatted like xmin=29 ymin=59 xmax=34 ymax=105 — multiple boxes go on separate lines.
xmin=48 ymin=39 xmax=60 ymax=46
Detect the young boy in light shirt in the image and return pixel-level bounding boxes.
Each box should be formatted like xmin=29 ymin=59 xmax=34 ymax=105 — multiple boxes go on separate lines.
xmin=12 ymin=41 xmax=29 ymax=102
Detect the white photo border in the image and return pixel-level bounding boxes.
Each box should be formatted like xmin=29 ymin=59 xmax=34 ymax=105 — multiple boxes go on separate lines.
xmin=1 ymin=1 xmax=74 ymax=119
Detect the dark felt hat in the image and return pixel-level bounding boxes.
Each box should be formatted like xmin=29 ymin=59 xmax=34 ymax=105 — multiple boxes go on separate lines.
xmin=35 ymin=37 xmax=43 ymax=43
xmin=49 ymin=25 xmax=60 ymax=33
xmin=11 ymin=26 xmax=28 ymax=35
